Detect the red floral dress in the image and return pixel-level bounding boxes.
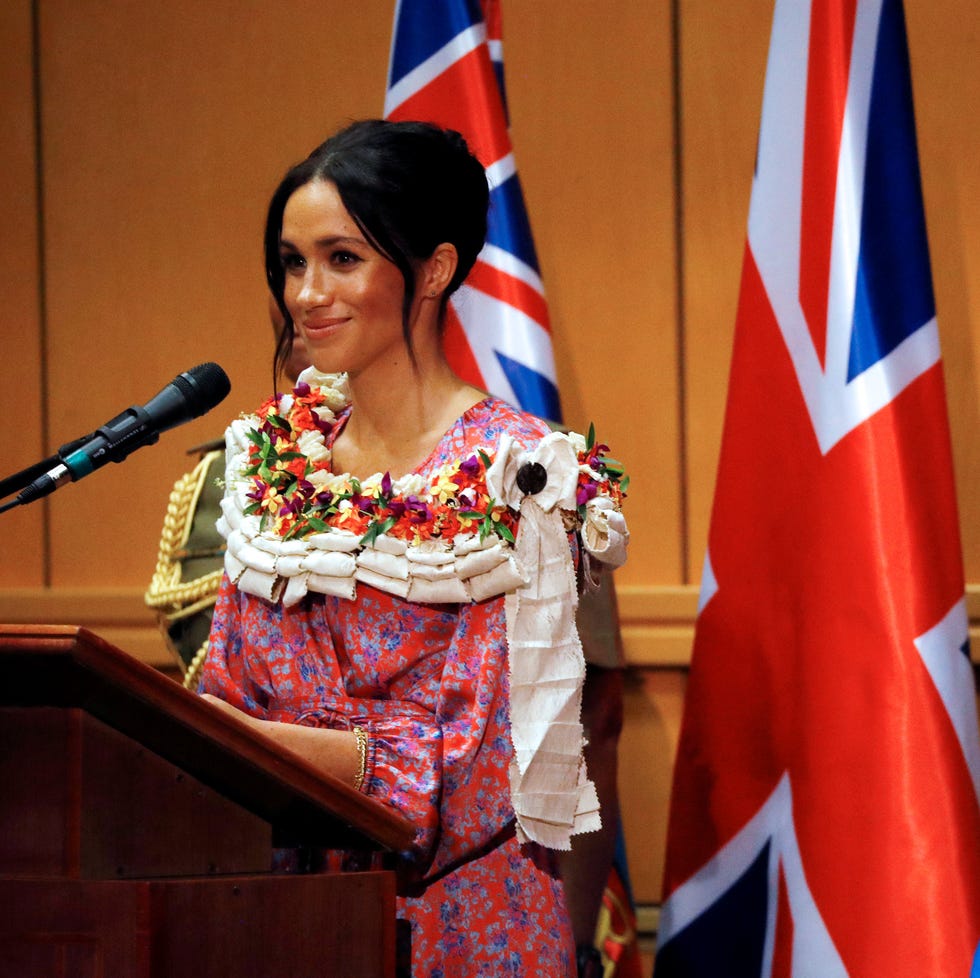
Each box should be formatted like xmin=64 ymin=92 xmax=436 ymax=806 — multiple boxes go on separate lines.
xmin=201 ymin=396 xmax=575 ymax=977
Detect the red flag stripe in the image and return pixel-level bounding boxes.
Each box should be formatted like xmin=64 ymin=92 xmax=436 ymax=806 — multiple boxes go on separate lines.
xmin=466 ymin=259 xmax=552 ymax=333
xmin=798 ymin=0 xmax=858 ymax=365
xmin=387 ymin=48 xmax=511 ymax=170
xmin=441 ymin=304 xmax=487 ymax=391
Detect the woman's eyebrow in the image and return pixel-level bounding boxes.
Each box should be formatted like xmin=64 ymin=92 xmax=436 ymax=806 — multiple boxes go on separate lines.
xmin=279 ymin=234 xmax=365 ymax=251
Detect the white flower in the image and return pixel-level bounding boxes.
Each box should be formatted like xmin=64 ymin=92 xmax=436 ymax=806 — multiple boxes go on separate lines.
xmin=296 ymin=428 xmax=329 ymax=464
xmin=486 ymin=431 xmax=580 ymax=513
xmin=228 ymin=417 xmax=257 ymax=455
xmin=360 ymin=473 xmax=385 ymax=494
xmin=297 ymin=367 xmax=350 ymax=411
xmin=567 ymin=431 xmax=587 ymax=455
xmin=393 ymin=472 xmax=426 ymax=497
xmin=582 ymin=495 xmax=629 ymax=568
xmin=324 ymin=473 xmax=354 ymax=494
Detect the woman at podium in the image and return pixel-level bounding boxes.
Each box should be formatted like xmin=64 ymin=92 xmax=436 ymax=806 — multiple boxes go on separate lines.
xmin=197 ymin=120 xmax=629 ymax=977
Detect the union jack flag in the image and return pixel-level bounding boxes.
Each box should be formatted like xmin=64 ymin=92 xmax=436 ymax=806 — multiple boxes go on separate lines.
xmin=384 ymin=0 xmax=562 ymax=422
xmin=655 ymin=1 xmax=980 ymax=975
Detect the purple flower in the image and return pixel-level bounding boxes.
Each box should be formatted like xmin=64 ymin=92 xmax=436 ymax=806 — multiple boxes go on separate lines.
xmin=459 ymin=454 xmax=481 ymax=477
xmin=405 ymin=495 xmax=432 ymax=523
xmin=280 ymin=496 xmax=303 ymax=517
xmin=388 ymin=498 xmax=407 ymax=519
xmin=246 ymin=480 xmax=268 ymax=502
xmin=576 ymin=482 xmax=599 ymax=507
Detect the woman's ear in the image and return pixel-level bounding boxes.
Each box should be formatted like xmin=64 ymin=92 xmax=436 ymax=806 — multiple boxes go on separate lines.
xmin=422 ymin=243 xmax=459 ymax=299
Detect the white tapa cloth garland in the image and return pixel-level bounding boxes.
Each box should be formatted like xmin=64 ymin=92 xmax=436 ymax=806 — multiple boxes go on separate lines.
xmin=217 ymin=370 xmax=628 ymax=849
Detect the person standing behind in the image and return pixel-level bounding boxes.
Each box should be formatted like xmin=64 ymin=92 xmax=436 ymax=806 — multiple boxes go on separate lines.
xmin=145 ymin=302 xmax=310 ymax=687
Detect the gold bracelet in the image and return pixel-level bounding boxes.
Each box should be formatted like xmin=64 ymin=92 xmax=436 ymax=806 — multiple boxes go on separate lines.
xmin=351 ymin=725 xmax=368 ymax=792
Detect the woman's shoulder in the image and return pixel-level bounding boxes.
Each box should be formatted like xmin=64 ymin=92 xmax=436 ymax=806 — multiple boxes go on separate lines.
xmin=422 ymin=395 xmax=550 ymax=474
xmin=462 ymin=396 xmax=553 ymax=449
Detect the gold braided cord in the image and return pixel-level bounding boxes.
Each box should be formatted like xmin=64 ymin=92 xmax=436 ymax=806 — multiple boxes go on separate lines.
xmin=145 ymin=450 xmax=225 ymax=610
xmin=183 ymin=640 xmax=210 ymax=691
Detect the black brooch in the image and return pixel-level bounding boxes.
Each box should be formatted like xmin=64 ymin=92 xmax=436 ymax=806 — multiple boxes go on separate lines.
xmin=516 ymin=461 xmax=548 ymax=496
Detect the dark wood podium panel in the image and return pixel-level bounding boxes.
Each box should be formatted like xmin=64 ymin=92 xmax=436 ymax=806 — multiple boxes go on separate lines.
xmin=0 ymin=625 xmax=413 ymax=978
xmin=0 ymin=872 xmax=396 ymax=978
xmin=0 ymin=625 xmax=414 ymax=853
xmin=0 ymin=707 xmax=271 ymax=879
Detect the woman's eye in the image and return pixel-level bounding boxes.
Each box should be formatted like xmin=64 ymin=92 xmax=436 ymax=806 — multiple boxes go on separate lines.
xmin=332 ymin=250 xmax=360 ymax=267
xmin=280 ymin=252 xmax=305 ymax=271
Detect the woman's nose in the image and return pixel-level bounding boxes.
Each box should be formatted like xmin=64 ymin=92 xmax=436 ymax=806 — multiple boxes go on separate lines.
xmin=297 ymin=264 xmax=332 ymax=305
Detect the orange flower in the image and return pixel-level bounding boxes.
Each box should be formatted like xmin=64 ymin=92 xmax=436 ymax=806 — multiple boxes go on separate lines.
xmin=291 ymin=404 xmax=317 ymax=432
xmin=285 ymin=457 xmax=308 ymax=479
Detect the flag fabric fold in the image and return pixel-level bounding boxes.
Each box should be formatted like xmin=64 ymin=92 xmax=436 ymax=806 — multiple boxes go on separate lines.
xmin=655 ymin=1 xmax=980 ymax=975
xmin=384 ymin=0 xmax=562 ymax=422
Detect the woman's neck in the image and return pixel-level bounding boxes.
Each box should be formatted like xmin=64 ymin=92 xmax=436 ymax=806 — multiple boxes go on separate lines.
xmin=331 ymin=351 xmax=485 ymax=480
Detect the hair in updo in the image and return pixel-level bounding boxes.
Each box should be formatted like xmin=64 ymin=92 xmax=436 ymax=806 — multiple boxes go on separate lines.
xmin=265 ymin=119 xmax=489 ymax=381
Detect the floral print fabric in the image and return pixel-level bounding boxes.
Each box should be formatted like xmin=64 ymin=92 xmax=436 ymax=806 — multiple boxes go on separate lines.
xmin=202 ymin=396 xmax=574 ymax=976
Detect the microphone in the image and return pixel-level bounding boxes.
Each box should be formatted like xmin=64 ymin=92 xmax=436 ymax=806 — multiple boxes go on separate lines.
xmin=6 ymin=362 xmax=231 ymax=510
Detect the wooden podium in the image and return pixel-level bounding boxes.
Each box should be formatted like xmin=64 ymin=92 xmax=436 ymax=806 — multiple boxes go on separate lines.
xmin=0 ymin=625 xmax=415 ymax=978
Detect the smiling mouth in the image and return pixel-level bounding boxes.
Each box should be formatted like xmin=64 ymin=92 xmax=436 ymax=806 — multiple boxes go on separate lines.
xmin=302 ymin=318 xmax=349 ymax=337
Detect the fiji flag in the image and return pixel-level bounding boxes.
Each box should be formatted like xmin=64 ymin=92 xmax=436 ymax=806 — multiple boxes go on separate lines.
xmin=655 ymin=1 xmax=980 ymax=976
xmin=384 ymin=0 xmax=562 ymax=422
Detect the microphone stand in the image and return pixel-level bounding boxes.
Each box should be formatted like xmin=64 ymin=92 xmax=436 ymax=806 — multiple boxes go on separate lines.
xmin=0 ymin=362 xmax=230 ymax=516
xmin=0 ymin=435 xmax=92 ymax=512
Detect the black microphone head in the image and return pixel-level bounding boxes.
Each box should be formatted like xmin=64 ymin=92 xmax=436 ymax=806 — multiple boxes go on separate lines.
xmin=174 ymin=362 xmax=232 ymax=418
xmin=141 ymin=362 xmax=232 ymax=437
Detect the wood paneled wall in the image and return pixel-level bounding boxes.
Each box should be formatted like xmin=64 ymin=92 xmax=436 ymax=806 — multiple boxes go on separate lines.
xmin=2 ymin=0 xmax=978 ymax=907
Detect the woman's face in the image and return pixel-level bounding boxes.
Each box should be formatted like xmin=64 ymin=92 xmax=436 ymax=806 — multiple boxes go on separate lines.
xmin=279 ymin=179 xmax=411 ymax=378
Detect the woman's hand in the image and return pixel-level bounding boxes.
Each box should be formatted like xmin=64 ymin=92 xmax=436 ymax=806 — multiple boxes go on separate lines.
xmin=199 ymin=694 xmax=362 ymax=788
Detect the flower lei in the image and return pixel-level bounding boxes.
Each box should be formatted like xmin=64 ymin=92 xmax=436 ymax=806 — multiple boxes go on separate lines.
xmin=239 ymin=376 xmax=628 ymax=550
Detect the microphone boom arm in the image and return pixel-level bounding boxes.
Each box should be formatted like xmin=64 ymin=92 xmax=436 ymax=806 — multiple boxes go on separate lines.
xmin=0 ymin=362 xmax=230 ymax=513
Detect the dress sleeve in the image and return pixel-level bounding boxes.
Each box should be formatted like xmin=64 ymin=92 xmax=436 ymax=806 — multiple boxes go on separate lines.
xmin=337 ymin=597 xmax=515 ymax=879
xmin=198 ymin=574 xmax=251 ymax=709
xmin=201 ymin=576 xmax=515 ymax=877
xmin=422 ymin=598 xmax=515 ymax=876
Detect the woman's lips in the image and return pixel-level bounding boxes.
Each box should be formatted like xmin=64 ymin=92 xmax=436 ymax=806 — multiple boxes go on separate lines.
xmin=302 ymin=317 xmax=349 ymax=337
